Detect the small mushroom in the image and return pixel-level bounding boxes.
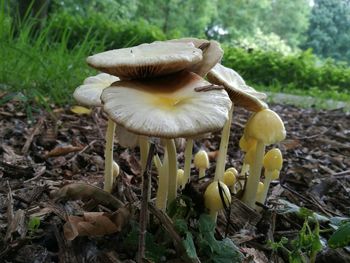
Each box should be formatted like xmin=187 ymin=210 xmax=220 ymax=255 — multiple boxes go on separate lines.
xmin=207 ymin=63 xmax=268 ymax=182
xmin=223 ymin=167 xmax=238 ymax=192
xmin=87 ymin=42 xmax=202 ymax=80
xmin=204 ymin=181 xmax=231 ymax=222
xmin=194 ymin=150 xmax=209 ymax=179
xmin=73 ymin=73 xmax=122 ymax=193
xmin=241 ymin=109 xmax=286 ymax=208
xmin=257 ymin=148 xmax=283 ymax=206
xmin=101 ymin=71 xmax=231 ymax=209
xmin=176 ymin=169 xmax=186 ymax=189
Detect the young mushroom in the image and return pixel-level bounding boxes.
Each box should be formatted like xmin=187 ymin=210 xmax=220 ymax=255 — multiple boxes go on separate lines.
xmin=194 ymin=150 xmax=210 ymax=179
xmin=101 ymin=71 xmax=231 ymax=209
xmin=207 ymin=63 xmax=267 ymax=182
xmin=241 ymin=109 xmax=286 ymax=208
xmin=204 ymin=181 xmax=232 ymax=222
xmin=257 ymin=148 xmax=283 ymax=206
xmin=223 ymin=167 xmax=238 ymax=192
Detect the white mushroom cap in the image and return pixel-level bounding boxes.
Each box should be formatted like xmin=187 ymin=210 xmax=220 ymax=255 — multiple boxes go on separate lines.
xmin=73 ymin=73 xmax=119 ymax=107
xmin=86 ymin=42 xmax=203 ymax=80
xmin=101 ymin=71 xmax=232 ymax=138
xmin=207 ymin=64 xmax=268 ymax=112
xmin=167 ymin=38 xmax=223 ymax=77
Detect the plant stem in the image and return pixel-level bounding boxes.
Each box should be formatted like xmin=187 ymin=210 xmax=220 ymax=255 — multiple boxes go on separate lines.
xmin=104 ymin=118 xmax=116 ymax=193
xmin=166 ymin=139 xmax=178 ymax=206
xmin=199 ymin=168 xmax=206 ymax=179
xmin=214 ymin=104 xmax=234 ymax=181
xmin=241 ymin=141 xmax=265 ymax=208
xmin=183 ymin=138 xmax=193 ymax=185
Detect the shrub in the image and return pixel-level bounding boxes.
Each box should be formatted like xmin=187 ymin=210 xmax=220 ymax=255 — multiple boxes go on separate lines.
xmin=48 ymin=11 xmax=166 ymax=50
xmin=223 ymin=47 xmax=350 ymax=93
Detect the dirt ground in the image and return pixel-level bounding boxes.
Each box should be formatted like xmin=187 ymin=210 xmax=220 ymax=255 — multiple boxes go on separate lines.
xmin=0 ymin=96 xmax=349 ymax=263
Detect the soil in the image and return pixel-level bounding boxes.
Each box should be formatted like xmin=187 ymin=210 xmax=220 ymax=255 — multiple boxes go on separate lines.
xmin=0 ymin=95 xmax=349 ymax=263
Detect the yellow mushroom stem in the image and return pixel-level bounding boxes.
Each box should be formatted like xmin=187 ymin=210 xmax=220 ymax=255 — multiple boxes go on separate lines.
xmin=256 ymin=182 xmax=265 ymax=205
xmin=104 ymin=118 xmax=116 ymax=193
xmin=155 ymin=150 xmax=168 ymax=211
xmin=183 ymin=138 xmax=193 ymax=184
xmin=214 ymin=104 xmax=234 ymax=181
xmin=166 ymin=139 xmax=178 ymax=206
xmin=260 ymin=169 xmax=280 ymax=205
xmin=241 ymin=140 xmax=265 ymax=208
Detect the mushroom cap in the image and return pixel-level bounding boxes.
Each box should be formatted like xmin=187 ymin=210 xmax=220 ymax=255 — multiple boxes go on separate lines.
xmin=73 ymin=73 xmax=119 ymax=107
xmin=177 ymin=169 xmax=186 ymax=189
xmin=244 ymin=144 xmax=256 ymax=165
xmin=86 ymin=42 xmax=203 ymax=80
xmin=101 ymin=71 xmax=232 ymax=138
xmin=194 ymin=150 xmax=209 ymax=169
xmin=167 ymin=38 xmax=223 ymax=77
xmin=239 ymin=134 xmax=257 ymax=152
xmin=263 ymin=148 xmax=283 ymax=171
xmin=223 ymin=170 xmax=237 ymax=187
xmin=204 ymin=181 xmax=231 ymax=212
xmin=245 ymin=109 xmax=286 ymax=145
xmin=207 ymin=63 xmax=268 ymax=112
xmin=112 ymin=161 xmax=120 ymax=178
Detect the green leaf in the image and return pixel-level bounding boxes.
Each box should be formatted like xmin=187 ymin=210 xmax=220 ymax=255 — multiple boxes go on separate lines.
xmin=328 ymin=222 xmax=350 ymax=249
xmin=28 ymin=216 xmax=40 ymax=232
xmin=183 ymin=231 xmax=198 ymax=259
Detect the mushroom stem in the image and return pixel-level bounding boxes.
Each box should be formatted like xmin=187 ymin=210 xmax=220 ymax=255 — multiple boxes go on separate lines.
xmin=183 ymin=138 xmax=193 ymax=185
xmin=153 ymin=154 xmax=162 ymax=171
xmin=258 ymin=173 xmax=273 ymax=205
xmin=139 ymin=135 xmax=149 ymax=173
xmin=155 ymin=150 xmax=168 ymax=211
xmin=199 ymin=168 xmax=206 ymax=179
xmin=209 ymin=210 xmax=218 ymax=222
xmin=214 ymin=104 xmax=234 ymax=181
xmin=241 ymin=141 xmax=265 ymax=208
xmin=166 ymin=139 xmax=178 ymax=206
xmin=104 ymin=118 xmax=116 ymax=193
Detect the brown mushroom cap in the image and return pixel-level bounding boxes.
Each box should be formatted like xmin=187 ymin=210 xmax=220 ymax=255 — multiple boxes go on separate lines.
xmin=167 ymin=38 xmax=223 ymax=77
xmin=207 ymin=63 xmax=268 ymax=112
xmin=86 ymin=42 xmax=202 ymax=80
xmin=101 ymin=71 xmax=232 ymax=138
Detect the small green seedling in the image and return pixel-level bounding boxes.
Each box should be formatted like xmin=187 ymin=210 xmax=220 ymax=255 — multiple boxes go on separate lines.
xmin=28 ymin=216 xmax=41 ymax=234
xmin=328 ymin=221 xmax=350 ymax=249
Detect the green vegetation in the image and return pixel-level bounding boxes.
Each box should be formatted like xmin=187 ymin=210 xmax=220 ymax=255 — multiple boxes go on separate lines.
xmin=1 ymin=0 xmax=350 ymax=108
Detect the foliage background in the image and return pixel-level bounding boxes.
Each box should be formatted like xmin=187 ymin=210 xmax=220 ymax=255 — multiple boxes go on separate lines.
xmin=1 ymin=0 xmax=350 ymax=105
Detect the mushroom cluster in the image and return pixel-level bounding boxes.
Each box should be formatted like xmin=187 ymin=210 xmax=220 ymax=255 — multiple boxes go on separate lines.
xmin=73 ymin=38 xmax=286 ymax=217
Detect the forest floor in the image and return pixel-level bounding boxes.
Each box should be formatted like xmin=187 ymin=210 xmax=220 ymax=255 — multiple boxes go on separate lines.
xmin=0 ymin=94 xmax=349 ymax=263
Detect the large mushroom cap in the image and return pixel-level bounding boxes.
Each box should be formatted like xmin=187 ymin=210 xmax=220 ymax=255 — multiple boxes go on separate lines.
xmin=167 ymin=38 xmax=223 ymax=77
xmin=86 ymin=42 xmax=202 ymax=80
xmin=207 ymin=63 xmax=268 ymax=112
xmin=73 ymin=73 xmax=119 ymax=107
xmin=245 ymin=109 xmax=286 ymax=145
xmin=101 ymin=71 xmax=232 ymax=138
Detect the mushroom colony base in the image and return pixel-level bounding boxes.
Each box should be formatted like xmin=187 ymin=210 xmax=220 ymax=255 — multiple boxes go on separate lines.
xmin=0 ymin=98 xmax=350 ymax=262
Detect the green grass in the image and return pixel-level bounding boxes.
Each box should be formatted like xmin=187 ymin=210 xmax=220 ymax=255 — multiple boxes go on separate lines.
xmin=0 ymin=5 xmax=102 ymax=106
xmin=0 ymin=2 xmax=348 ymax=111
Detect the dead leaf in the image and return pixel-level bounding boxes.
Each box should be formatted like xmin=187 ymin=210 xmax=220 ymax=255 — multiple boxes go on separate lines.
xmin=63 ymin=207 xmax=131 ymax=240
xmin=119 ymin=150 xmax=141 ymax=176
xmin=70 ymin=105 xmax=91 ymax=115
xmin=45 ymin=145 xmax=84 ymax=158
xmin=241 ymin=247 xmax=268 ymax=263
xmin=207 ymin=150 xmax=219 ymax=161
xmin=52 ymin=183 xmax=124 ymax=210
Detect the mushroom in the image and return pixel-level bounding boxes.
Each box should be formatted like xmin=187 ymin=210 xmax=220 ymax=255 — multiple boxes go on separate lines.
xmin=204 ymin=181 xmax=231 ymax=222
xmin=101 ymin=71 xmax=232 ymax=209
xmin=176 ymin=169 xmax=186 ymax=189
xmin=257 ymin=148 xmax=283 ymax=206
xmin=223 ymin=167 xmax=238 ymax=192
xmin=73 ymin=73 xmax=124 ymax=193
xmin=166 ymin=38 xmax=223 ymax=76
xmin=207 ymin=63 xmax=268 ymax=182
xmin=86 ymin=42 xmax=203 ymax=80
xmin=240 ymin=109 xmax=286 ymax=208
xmin=194 ymin=149 xmax=209 ymax=179
xmin=239 ymin=134 xmax=257 ymax=176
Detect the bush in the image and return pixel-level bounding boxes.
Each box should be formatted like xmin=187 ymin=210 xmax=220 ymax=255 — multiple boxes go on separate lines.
xmin=223 ymin=47 xmax=350 ymax=93
xmin=48 ymin=11 xmax=166 ymax=50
